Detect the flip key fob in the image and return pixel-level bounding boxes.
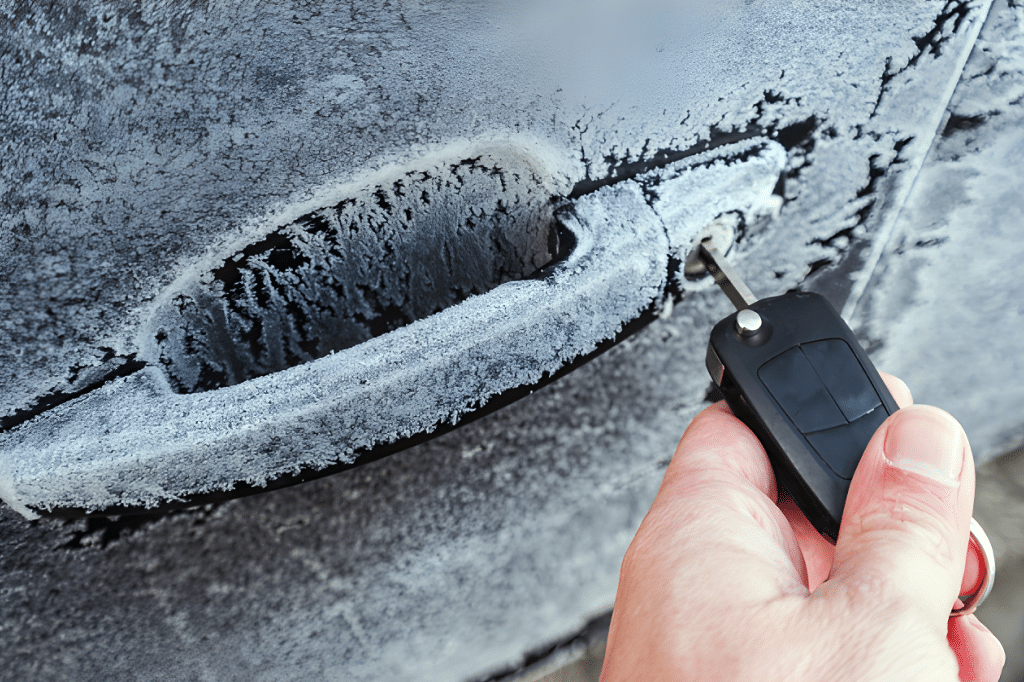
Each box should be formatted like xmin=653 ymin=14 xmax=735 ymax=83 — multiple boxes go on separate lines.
xmin=696 ymin=245 xmax=898 ymax=541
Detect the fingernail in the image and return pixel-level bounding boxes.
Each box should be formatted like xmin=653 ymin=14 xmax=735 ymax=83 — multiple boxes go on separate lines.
xmin=883 ymin=406 xmax=965 ymax=485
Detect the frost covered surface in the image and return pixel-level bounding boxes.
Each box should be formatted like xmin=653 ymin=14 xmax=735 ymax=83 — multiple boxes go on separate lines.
xmin=852 ymin=0 xmax=1024 ymax=463
xmin=0 ymin=0 xmax=991 ymax=513
xmin=0 ymin=1 xmax=1006 ymax=680
xmin=1 ymin=180 xmax=673 ymax=514
xmin=0 ymin=0 xmax=990 ymax=421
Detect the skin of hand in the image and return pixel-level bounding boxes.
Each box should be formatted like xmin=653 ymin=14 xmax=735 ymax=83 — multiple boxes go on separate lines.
xmin=600 ymin=373 xmax=1005 ymax=682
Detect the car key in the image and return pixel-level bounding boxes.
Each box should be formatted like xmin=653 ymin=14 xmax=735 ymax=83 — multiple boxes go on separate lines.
xmin=695 ymin=242 xmax=898 ymax=541
xmin=692 ymin=238 xmax=995 ymax=616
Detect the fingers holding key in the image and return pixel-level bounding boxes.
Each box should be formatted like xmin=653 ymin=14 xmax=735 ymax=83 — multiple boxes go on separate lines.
xmin=829 ymin=405 xmax=973 ymax=621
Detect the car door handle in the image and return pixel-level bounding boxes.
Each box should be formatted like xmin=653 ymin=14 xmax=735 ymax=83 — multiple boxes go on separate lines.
xmin=0 ymin=182 xmax=669 ymax=517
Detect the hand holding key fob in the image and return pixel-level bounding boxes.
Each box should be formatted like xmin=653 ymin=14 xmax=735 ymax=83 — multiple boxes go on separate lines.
xmin=692 ymin=239 xmax=994 ymax=615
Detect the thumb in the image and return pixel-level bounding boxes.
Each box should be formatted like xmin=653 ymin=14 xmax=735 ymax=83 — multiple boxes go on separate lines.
xmin=825 ymin=405 xmax=974 ymax=624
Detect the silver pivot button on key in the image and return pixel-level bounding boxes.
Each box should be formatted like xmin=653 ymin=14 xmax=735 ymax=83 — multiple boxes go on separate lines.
xmin=735 ymin=309 xmax=762 ymax=336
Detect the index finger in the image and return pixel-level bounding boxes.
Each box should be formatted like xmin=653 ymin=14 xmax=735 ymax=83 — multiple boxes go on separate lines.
xmin=878 ymin=370 xmax=913 ymax=408
xmin=660 ymin=401 xmax=777 ymax=501
xmin=650 ymin=401 xmax=808 ymax=594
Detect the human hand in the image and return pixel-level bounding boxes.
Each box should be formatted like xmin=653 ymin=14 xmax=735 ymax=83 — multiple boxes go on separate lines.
xmin=600 ymin=373 xmax=1004 ymax=681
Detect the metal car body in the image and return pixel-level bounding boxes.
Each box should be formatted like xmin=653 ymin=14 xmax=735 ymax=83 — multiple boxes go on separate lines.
xmin=2 ymin=1 xmax=1023 ymax=680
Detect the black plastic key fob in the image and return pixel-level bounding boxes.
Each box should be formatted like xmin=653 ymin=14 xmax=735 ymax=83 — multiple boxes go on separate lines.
xmin=705 ymin=291 xmax=900 ymax=541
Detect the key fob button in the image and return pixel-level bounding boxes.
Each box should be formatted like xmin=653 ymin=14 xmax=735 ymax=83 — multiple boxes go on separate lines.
xmin=805 ymin=405 xmax=890 ymax=479
xmin=758 ymin=347 xmax=847 ymax=433
xmin=801 ymin=338 xmax=882 ymax=421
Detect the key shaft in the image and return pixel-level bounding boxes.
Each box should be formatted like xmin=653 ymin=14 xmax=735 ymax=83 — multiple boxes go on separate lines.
xmin=698 ymin=243 xmax=758 ymax=310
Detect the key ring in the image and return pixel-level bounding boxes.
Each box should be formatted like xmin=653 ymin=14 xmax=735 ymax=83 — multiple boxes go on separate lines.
xmin=950 ymin=518 xmax=996 ymax=618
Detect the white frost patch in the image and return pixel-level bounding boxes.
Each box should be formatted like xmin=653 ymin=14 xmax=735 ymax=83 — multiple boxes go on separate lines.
xmin=643 ymin=139 xmax=787 ymax=254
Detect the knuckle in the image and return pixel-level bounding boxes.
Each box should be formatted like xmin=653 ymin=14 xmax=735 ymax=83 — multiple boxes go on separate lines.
xmin=851 ymin=502 xmax=956 ymax=564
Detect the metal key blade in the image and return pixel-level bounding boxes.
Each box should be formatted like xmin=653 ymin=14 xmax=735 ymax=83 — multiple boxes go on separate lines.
xmin=698 ymin=243 xmax=758 ymax=311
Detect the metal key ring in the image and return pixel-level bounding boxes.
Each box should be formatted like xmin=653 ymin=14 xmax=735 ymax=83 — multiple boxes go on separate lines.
xmin=950 ymin=518 xmax=996 ymax=618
